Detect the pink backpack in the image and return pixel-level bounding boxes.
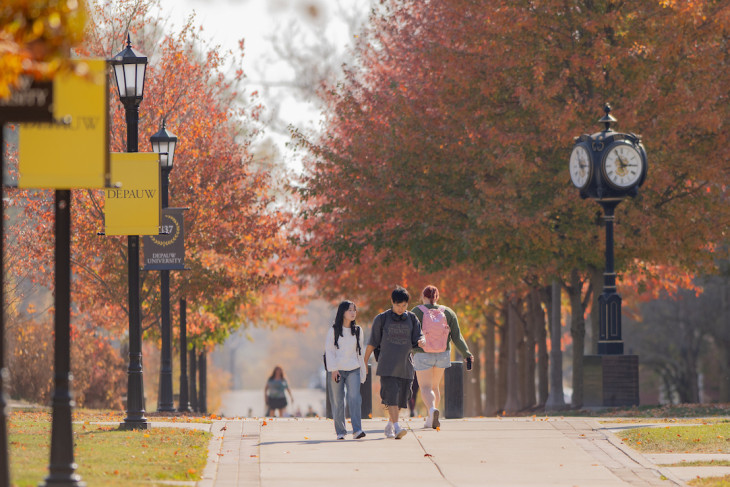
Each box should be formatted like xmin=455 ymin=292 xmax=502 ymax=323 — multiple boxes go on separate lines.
xmin=417 ymin=305 xmax=450 ymax=353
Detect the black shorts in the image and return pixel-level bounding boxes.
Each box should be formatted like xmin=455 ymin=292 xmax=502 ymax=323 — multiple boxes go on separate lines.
xmin=379 ymin=376 xmax=412 ymax=409
xmin=267 ymin=397 xmax=287 ymax=409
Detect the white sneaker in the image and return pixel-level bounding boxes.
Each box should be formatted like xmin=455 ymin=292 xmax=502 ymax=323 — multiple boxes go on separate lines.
xmin=384 ymin=421 xmax=395 ymax=438
xmin=337 ymin=434 xmax=345 ymax=440
xmin=424 ymin=408 xmax=433 ymax=428
xmin=393 ymin=423 xmax=407 ymax=439
xmin=431 ymin=408 xmax=440 ymax=429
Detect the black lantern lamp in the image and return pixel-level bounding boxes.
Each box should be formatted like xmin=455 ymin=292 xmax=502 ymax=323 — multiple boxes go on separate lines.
xmin=150 ymin=120 xmax=177 ymax=169
xmin=110 ymin=34 xmax=147 ymax=107
xmin=110 ymin=34 xmax=147 ymax=154
xmin=150 ymin=121 xmax=177 ymax=207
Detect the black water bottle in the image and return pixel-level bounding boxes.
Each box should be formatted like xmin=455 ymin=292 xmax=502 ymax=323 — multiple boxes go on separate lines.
xmin=466 ymin=356 xmax=473 ymax=371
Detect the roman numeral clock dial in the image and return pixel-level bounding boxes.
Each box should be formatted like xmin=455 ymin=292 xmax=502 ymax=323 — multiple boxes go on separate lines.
xmin=602 ymin=142 xmax=643 ymax=189
xmin=569 ymin=144 xmax=591 ymax=189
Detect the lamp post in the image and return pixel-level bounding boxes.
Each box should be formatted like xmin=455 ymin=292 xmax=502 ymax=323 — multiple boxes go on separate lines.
xmin=110 ymin=34 xmax=150 ymax=430
xmin=178 ymin=298 xmax=191 ymax=412
xmin=150 ymin=121 xmax=177 ymax=412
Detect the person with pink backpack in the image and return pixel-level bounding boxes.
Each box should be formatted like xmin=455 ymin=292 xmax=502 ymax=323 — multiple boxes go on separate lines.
xmin=411 ymin=285 xmax=472 ymax=429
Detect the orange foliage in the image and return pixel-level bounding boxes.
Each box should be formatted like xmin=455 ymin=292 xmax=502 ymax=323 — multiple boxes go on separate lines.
xmin=0 ymin=0 xmax=87 ymax=97
xmin=295 ymin=0 xmax=730 ymax=306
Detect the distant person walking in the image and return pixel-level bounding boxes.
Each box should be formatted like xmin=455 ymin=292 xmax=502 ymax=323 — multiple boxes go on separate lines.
xmin=364 ymin=286 xmax=425 ymax=439
xmin=412 ymin=285 xmax=472 ymax=429
xmin=264 ymin=365 xmax=294 ymax=417
xmin=324 ymin=300 xmax=367 ymax=440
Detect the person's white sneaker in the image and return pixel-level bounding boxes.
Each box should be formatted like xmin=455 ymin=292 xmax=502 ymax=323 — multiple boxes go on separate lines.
xmin=337 ymin=434 xmax=345 ymax=440
xmin=354 ymin=431 xmax=366 ymax=439
xmin=393 ymin=423 xmax=407 ymax=439
xmin=424 ymin=408 xmax=434 ymax=428
xmin=384 ymin=421 xmax=395 ymax=438
xmin=431 ymin=408 xmax=440 ymax=429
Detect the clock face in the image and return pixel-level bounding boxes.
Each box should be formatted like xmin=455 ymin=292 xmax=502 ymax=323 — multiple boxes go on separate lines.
xmin=602 ymin=143 xmax=643 ymax=189
xmin=569 ymin=144 xmax=591 ymax=189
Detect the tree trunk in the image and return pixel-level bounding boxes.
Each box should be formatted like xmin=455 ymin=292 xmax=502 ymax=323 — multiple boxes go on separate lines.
xmin=567 ymin=269 xmax=586 ymax=409
xmin=525 ymin=294 xmax=537 ymax=409
xmin=189 ymin=345 xmax=198 ymax=412
xmin=588 ymin=266 xmax=603 ymax=355
xmin=545 ymin=280 xmax=566 ymax=411
xmin=515 ymin=297 xmax=527 ymax=410
xmin=198 ymin=350 xmax=208 ymax=414
xmin=719 ymin=338 xmax=730 ymax=402
xmin=533 ymin=287 xmax=549 ymax=407
xmin=504 ymin=295 xmax=521 ymax=413
xmin=467 ymin=336 xmax=483 ymax=416
xmin=497 ymin=299 xmax=508 ymax=412
xmin=484 ymin=312 xmax=498 ymax=415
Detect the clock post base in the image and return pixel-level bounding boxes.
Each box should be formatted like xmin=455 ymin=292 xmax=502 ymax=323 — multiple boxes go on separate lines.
xmin=597 ymin=340 xmax=624 ymax=355
xmin=583 ymin=354 xmax=639 ymax=408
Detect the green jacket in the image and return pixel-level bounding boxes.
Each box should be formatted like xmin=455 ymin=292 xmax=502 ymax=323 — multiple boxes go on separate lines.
xmin=411 ymin=303 xmax=472 ymax=358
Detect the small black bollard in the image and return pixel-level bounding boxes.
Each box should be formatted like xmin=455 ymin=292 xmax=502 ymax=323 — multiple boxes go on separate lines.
xmin=361 ymin=364 xmax=372 ymax=419
xmin=325 ymin=372 xmax=332 ymax=419
xmin=444 ymin=361 xmax=464 ymax=419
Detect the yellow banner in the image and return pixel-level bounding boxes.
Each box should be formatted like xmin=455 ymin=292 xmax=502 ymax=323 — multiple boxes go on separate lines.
xmin=18 ymin=59 xmax=110 ymax=189
xmin=104 ymin=153 xmax=160 ymax=236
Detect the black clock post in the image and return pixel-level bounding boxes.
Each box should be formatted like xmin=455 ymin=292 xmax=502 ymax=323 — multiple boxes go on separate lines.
xmin=569 ymin=104 xmax=647 ymax=407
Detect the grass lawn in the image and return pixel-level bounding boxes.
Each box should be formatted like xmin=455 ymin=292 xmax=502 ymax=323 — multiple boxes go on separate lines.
xmin=9 ymin=409 xmax=211 ymax=487
xmin=621 ymin=423 xmax=730 ymax=453
xmin=620 ymin=422 xmax=730 ymax=487
xmin=547 ymin=403 xmax=730 ymax=418
xmin=688 ymin=477 xmax=730 ymax=487
xmin=659 ymin=460 xmax=730 ymax=467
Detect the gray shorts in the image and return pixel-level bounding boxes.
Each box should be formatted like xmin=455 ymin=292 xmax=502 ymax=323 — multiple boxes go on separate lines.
xmin=413 ymin=350 xmax=451 ymax=371
xmin=379 ymin=376 xmax=412 ymax=408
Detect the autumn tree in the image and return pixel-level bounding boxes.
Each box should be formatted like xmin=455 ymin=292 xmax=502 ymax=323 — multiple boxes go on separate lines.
xmin=5 ymin=0 xmax=294 ymax=406
xmin=296 ymin=0 xmax=730 ymax=409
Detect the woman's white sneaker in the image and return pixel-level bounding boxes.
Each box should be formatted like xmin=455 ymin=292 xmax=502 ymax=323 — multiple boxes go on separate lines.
xmin=384 ymin=421 xmax=395 ymax=438
xmin=424 ymin=408 xmax=434 ymax=428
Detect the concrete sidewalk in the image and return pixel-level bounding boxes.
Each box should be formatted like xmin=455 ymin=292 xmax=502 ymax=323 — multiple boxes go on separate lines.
xmin=196 ymin=416 xmax=687 ymax=487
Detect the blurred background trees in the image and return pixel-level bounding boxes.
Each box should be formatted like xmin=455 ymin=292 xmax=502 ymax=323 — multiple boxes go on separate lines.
xmin=3 ymin=0 xmax=728 ymax=413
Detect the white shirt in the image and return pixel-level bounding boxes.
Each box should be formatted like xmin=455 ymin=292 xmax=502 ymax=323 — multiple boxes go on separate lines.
xmin=324 ymin=326 xmax=367 ymax=379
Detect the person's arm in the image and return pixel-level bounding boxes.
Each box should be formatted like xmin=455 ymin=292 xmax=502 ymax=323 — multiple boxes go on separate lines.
xmin=264 ymin=381 xmax=269 ymax=405
xmin=365 ymin=313 xmax=383 ymax=364
xmin=324 ymin=327 xmax=339 ymax=382
xmin=363 ymin=344 xmax=376 ymax=365
xmin=359 ymin=328 xmax=368 ymax=383
xmin=286 ymin=381 xmax=294 ymax=402
xmin=447 ymin=308 xmax=472 ymax=358
xmin=410 ymin=313 xmax=426 ymax=348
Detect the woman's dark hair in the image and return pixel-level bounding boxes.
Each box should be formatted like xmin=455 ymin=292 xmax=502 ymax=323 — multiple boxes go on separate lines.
xmin=391 ymin=286 xmax=410 ymax=303
xmin=333 ymin=300 xmax=361 ymax=355
xmin=268 ymin=365 xmax=285 ymax=381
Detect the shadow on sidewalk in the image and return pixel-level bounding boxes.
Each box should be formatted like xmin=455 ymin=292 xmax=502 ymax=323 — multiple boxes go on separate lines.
xmin=256 ymin=429 xmax=391 ymax=446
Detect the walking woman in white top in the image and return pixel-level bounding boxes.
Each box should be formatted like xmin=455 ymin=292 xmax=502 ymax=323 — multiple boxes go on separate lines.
xmin=324 ymin=300 xmax=367 ymax=440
